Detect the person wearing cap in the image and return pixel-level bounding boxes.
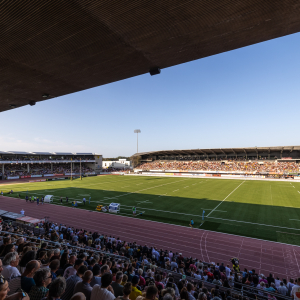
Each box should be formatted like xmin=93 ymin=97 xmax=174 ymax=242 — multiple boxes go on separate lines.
xmin=129 ymin=275 xmax=142 ymax=300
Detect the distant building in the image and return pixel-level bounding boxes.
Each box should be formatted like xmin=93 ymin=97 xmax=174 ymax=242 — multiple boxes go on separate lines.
xmin=102 ymin=159 xmax=131 ymax=169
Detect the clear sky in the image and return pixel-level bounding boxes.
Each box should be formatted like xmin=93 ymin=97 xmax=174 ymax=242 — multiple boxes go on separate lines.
xmin=2 ymin=33 xmax=300 ymax=157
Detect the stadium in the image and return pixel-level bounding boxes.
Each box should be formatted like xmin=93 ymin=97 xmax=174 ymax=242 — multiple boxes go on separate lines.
xmin=1 ymin=2 xmax=300 ymax=300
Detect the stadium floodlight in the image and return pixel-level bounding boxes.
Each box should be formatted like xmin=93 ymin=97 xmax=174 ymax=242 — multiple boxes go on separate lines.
xmin=134 ymin=129 xmax=141 ymax=153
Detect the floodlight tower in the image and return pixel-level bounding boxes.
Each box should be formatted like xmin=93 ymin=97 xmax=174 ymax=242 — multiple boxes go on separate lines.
xmin=134 ymin=129 xmax=141 ymax=153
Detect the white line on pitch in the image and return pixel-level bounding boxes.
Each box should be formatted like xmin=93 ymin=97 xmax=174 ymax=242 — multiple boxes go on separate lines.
xmin=289 ymin=219 xmax=300 ymax=221
xmin=206 ymin=181 xmax=245 ymax=218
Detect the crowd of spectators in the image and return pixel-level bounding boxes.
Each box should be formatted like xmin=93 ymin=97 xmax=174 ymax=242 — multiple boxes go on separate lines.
xmin=2 ymin=164 xmax=93 ymax=178
xmin=137 ymin=160 xmax=300 ymax=174
xmin=0 ymin=219 xmax=298 ymax=300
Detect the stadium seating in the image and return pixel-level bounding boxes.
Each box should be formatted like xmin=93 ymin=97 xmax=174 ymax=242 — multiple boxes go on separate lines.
xmin=0 ymin=219 xmax=294 ymax=300
xmin=138 ymin=160 xmax=299 ymax=173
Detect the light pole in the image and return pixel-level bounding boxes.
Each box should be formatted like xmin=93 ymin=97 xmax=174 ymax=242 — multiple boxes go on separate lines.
xmin=134 ymin=129 xmax=141 ymax=153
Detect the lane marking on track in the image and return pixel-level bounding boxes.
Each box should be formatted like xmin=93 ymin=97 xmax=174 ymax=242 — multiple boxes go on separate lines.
xmin=4 ymin=194 xmax=300 ymax=252
xmin=289 ymin=219 xmax=300 ymax=221
xmin=206 ymin=181 xmax=245 ymax=218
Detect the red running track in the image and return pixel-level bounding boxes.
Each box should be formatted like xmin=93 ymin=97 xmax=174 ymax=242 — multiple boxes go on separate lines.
xmin=1 ymin=196 xmax=300 ymax=279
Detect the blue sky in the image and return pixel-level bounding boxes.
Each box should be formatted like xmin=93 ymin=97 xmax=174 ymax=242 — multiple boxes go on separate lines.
xmin=2 ymin=33 xmax=300 ymax=157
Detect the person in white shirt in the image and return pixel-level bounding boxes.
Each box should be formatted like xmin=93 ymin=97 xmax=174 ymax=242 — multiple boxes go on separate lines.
xmin=225 ymin=265 xmax=231 ymax=278
xmin=291 ymin=278 xmax=300 ymax=300
xmin=20 ymin=209 xmax=25 ymax=215
xmin=1 ymin=252 xmax=21 ymax=282
xmin=91 ymin=273 xmax=114 ymax=300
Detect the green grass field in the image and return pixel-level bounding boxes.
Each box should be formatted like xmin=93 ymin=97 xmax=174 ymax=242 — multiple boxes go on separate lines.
xmin=2 ymin=175 xmax=300 ymax=245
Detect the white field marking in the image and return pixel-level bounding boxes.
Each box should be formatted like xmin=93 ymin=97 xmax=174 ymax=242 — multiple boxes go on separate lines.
xmin=201 ymin=208 xmax=227 ymax=212
xmin=136 ymin=200 xmax=152 ymax=204
xmin=78 ymin=194 xmax=91 ymax=196
xmin=184 ymin=186 xmax=189 ymax=188
xmin=276 ymin=231 xmax=300 ymax=236
xmin=289 ymin=219 xmax=300 ymax=221
xmin=206 ymin=181 xmax=245 ymax=218
xmin=206 ymin=216 xmax=300 ymax=231
xmin=19 ymin=178 xmax=189 ymax=204
xmin=6 ymin=195 xmax=300 ymax=248
xmin=173 ymin=190 xmax=179 ymax=192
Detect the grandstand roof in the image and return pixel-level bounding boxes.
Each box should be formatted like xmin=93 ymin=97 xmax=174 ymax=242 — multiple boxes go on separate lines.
xmin=134 ymin=146 xmax=300 ymax=156
xmin=0 ymin=152 xmax=100 ymax=156
xmin=1 ymin=1 xmax=300 ymax=112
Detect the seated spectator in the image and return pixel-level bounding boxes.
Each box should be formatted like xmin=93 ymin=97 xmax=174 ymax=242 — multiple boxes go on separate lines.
xmin=70 ymin=293 xmax=86 ymax=300
xmin=115 ymin=282 xmax=132 ymax=300
xmin=90 ymin=272 xmax=115 ymax=300
xmin=64 ymin=259 xmax=84 ymax=280
xmin=130 ymin=275 xmax=142 ymax=300
xmin=74 ymin=270 xmax=93 ymax=300
xmin=111 ymin=271 xmax=124 ymax=297
xmin=62 ymin=265 xmax=87 ymax=300
xmin=43 ymin=277 xmax=66 ymax=300
xmin=29 ymin=269 xmax=52 ymax=300
xmin=9 ymin=260 xmax=40 ymax=294
xmin=90 ymin=265 xmax=101 ymax=288
xmin=2 ymin=252 xmax=20 ymax=282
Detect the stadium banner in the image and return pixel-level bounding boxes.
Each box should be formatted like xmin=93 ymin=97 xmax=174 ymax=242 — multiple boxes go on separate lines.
xmin=150 ymin=169 xmax=164 ymax=172
xmin=85 ymin=172 xmax=96 ymax=175
xmin=31 ymin=175 xmax=42 ymax=178
xmin=98 ymin=172 xmax=112 ymax=175
xmin=165 ymin=173 xmax=174 ymax=175
xmin=44 ymin=174 xmax=54 ymax=177
xmin=29 ymin=179 xmax=46 ymax=182
xmin=7 ymin=176 xmax=19 ymax=179
xmin=54 ymin=174 xmax=64 ymax=176
xmin=65 ymin=173 xmax=80 ymax=176
xmin=20 ymin=175 xmax=31 ymax=178
xmin=282 ymin=157 xmax=293 ymax=160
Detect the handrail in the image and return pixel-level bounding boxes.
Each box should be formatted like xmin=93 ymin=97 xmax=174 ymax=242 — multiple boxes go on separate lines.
xmin=0 ymin=230 xmax=129 ymax=261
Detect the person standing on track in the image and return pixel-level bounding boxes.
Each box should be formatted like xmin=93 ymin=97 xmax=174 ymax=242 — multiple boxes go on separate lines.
xmin=132 ymin=206 xmax=136 ymax=216
xmin=60 ymin=197 xmax=63 ymax=204
xmin=66 ymin=196 xmax=69 ymax=203
xmin=31 ymin=195 xmax=34 ymax=203
xmin=36 ymin=197 xmax=39 ymax=205
xmin=189 ymin=219 xmax=194 ymax=229
xmin=41 ymin=196 xmax=44 ymax=205
xmin=25 ymin=195 xmax=28 ymax=202
xmin=83 ymin=197 xmax=86 ymax=205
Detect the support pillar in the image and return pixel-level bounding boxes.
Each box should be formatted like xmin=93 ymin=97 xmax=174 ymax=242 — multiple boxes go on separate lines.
xmin=51 ymin=163 xmax=53 ymax=172
xmin=2 ymin=164 xmax=4 ymax=180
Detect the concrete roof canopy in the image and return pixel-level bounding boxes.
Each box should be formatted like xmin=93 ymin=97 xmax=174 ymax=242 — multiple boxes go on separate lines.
xmin=0 ymin=1 xmax=300 ymax=112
